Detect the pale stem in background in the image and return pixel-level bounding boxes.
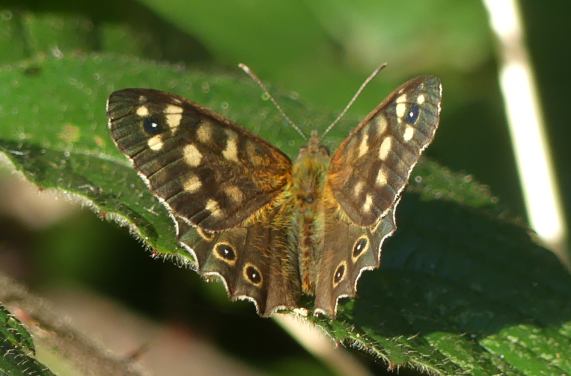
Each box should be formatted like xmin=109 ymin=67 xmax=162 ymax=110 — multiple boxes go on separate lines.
xmin=274 ymin=314 xmax=372 ymax=376
xmin=483 ymin=0 xmax=569 ymax=265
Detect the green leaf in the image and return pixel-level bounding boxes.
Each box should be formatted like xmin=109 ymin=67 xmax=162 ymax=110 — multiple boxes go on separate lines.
xmin=1 ymin=54 xmax=571 ymax=375
xmin=0 ymin=2 xmax=209 ymax=65
xmin=0 ymin=304 xmax=55 ymax=376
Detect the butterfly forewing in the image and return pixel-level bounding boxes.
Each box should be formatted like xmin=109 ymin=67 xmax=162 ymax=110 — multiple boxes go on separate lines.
xmin=327 ymin=76 xmax=442 ymax=226
xmin=107 ymin=89 xmax=293 ymax=232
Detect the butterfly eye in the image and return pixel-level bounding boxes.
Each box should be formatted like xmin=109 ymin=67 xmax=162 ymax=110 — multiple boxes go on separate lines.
xmin=214 ymin=242 xmax=237 ymax=265
xmin=333 ymin=261 xmax=347 ymax=287
xmin=244 ymin=263 xmax=263 ymax=286
xmin=405 ymin=104 xmax=420 ymax=124
xmin=142 ymin=117 xmax=163 ymax=135
xmin=352 ymin=236 xmax=369 ymax=261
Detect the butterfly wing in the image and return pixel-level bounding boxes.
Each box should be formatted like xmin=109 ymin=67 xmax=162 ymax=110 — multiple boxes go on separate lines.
xmin=314 ymin=76 xmax=442 ymax=316
xmin=177 ymin=203 xmax=301 ymax=316
xmin=327 ymin=76 xmax=442 ymax=227
xmin=107 ymin=89 xmax=292 ymax=232
xmin=314 ymin=201 xmax=398 ymax=316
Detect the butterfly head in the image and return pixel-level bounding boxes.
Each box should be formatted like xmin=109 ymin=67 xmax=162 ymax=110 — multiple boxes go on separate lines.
xmin=297 ymin=130 xmax=330 ymax=160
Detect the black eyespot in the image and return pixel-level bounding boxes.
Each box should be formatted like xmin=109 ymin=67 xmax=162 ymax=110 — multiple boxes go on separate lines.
xmin=245 ymin=264 xmax=262 ymax=285
xmin=333 ymin=262 xmax=346 ymax=285
xmin=215 ymin=243 xmax=236 ymax=262
xmin=405 ymin=104 xmax=420 ymax=124
xmin=352 ymin=237 xmax=368 ymax=259
xmin=143 ymin=117 xmax=163 ymax=135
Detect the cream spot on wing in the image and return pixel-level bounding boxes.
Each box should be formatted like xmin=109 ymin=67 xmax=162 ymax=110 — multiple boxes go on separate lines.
xmin=165 ymin=105 xmax=183 ymax=130
xmin=183 ymin=174 xmax=202 ymax=193
xmin=136 ymin=106 xmax=149 ymax=117
xmin=376 ymin=115 xmax=388 ymax=135
xmin=222 ymin=130 xmax=239 ymax=162
xmin=396 ymin=94 xmax=407 ymax=103
xmin=403 ymin=125 xmax=415 ymax=142
xmin=363 ymin=194 xmax=374 ymax=213
xmin=196 ymin=122 xmax=212 ymax=143
xmin=224 ymin=185 xmax=244 ymax=204
xmin=206 ymin=199 xmax=223 ymax=218
xmin=246 ymin=141 xmax=265 ymax=166
xmin=354 ymin=181 xmax=364 ymax=197
xmin=147 ymin=135 xmax=163 ymax=151
xmin=396 ymin=103 xmax=407 ymax=118
xmin=376 ymin=169 xmax=387 ymax=186
xmin=417 ymin=94 xmax=425 ymax=104
xmin=183 ymin=144 xmax=202 ymax=166
xmin=358 ymin=133 xmax=369 ymax=158
xmin=379 ymin=136 xmax=392 ymax=161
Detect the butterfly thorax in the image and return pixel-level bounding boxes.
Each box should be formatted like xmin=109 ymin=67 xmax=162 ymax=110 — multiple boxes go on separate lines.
xmin=292 ymin=131 xmax=331 ymax=294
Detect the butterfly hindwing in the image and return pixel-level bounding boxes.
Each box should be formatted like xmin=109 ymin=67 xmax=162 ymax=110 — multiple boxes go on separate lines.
xmin=107 ymin=89 xmax=292 ymax=232
xmin=314 ymin=201 xmax=397 ymax=316
xmin=177 ymin=204 xmax=301 ymax=316
xmin=327 ymin=76 xmax=442 ymax=227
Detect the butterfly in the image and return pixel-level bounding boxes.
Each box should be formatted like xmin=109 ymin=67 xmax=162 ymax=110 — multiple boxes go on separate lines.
xmin=106 ymin=69 xmax=442 ymax=317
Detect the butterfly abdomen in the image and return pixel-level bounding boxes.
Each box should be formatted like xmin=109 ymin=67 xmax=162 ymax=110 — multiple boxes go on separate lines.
xmin=291 ymin=148 xmax=330 ymax=295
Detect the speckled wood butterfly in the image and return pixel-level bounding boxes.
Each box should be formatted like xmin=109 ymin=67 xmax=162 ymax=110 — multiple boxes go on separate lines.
xmin=106 ymin=68 xmax=442 ymax=317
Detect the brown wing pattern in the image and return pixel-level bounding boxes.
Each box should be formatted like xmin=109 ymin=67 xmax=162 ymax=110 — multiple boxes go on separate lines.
xmin=107 ymin=89 xmax=292 ymax=232
xmin=313 ymin=194 xmax=398 ymax=316
xmin=327 ymin=76 xmax=442 ymax=227
xmin=177 ymin=201 xmax=301 ymax=316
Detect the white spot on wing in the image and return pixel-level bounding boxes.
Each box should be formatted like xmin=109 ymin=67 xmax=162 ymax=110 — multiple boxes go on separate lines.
xmin=136 ymin=106 xmax=149 ymax=117
xmin=396 ymin=103 xmax=407 ymax=118
xmin=222 ymin=131 xmax=239 ymax=162
xmin=183 ymin=174 xmax=202 ymax=193
xmin=403 ymin=125 xmax=415 ymax=142
xmin=379 ymin=136 xmax=392 ymax=161
xmin=183 ymin=144 xmax=202 ymax=166
xmin=165 ymin=105 xmax=183 ymax=130
xmin=376 ymin=169 xmax=387 ymax=186
xmin=197 ymin=122 xmax=212 ymax=143
xmin=224 ymin=185 xmax=244 ymax=204
xmin=358 ymin=133 xmax=369 ymax=158
xmin=206 ymin=198 xmax=223 ymax=218
xmin=417 ymin=94 xmax=425 ymax=104
xmin=147 ymin=135 xmax=163 ymax=151
xmin=396 ymin=94 xmax=407 ymax=103
xmin=363 ymin=194 xmax=373 ymax=213
xmin=376 ymin=115 xmax=388 ymax=134
xmin=353 ymin=181 xmax=364 ymax=197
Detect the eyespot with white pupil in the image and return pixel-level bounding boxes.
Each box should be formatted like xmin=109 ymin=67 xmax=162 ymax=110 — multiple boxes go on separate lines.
xmin=333 ymin=261 xmax=347 ymax=287
xmin=244 ymin=263 xmax=262 ymax=286
xmin=143 ymin=117 xmax=163 ymax=135
xmin=214 ymin=242 xmax=236 ymax=264
xmin=352 ymin=237 xmax=369 ymax=261
xmin=405 ymin=104 xmax=420 ymax=124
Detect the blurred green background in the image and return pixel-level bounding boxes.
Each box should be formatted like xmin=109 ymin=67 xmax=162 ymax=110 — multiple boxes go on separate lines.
xmin=0 ymin=0 xmax=569 ymax=374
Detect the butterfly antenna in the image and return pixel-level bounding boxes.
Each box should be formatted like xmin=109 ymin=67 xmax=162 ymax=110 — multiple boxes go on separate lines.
xmin=238 ymin=63 xmax=307 ymax=140
xmin=320 ymin=62 xmax=388 ymax=140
